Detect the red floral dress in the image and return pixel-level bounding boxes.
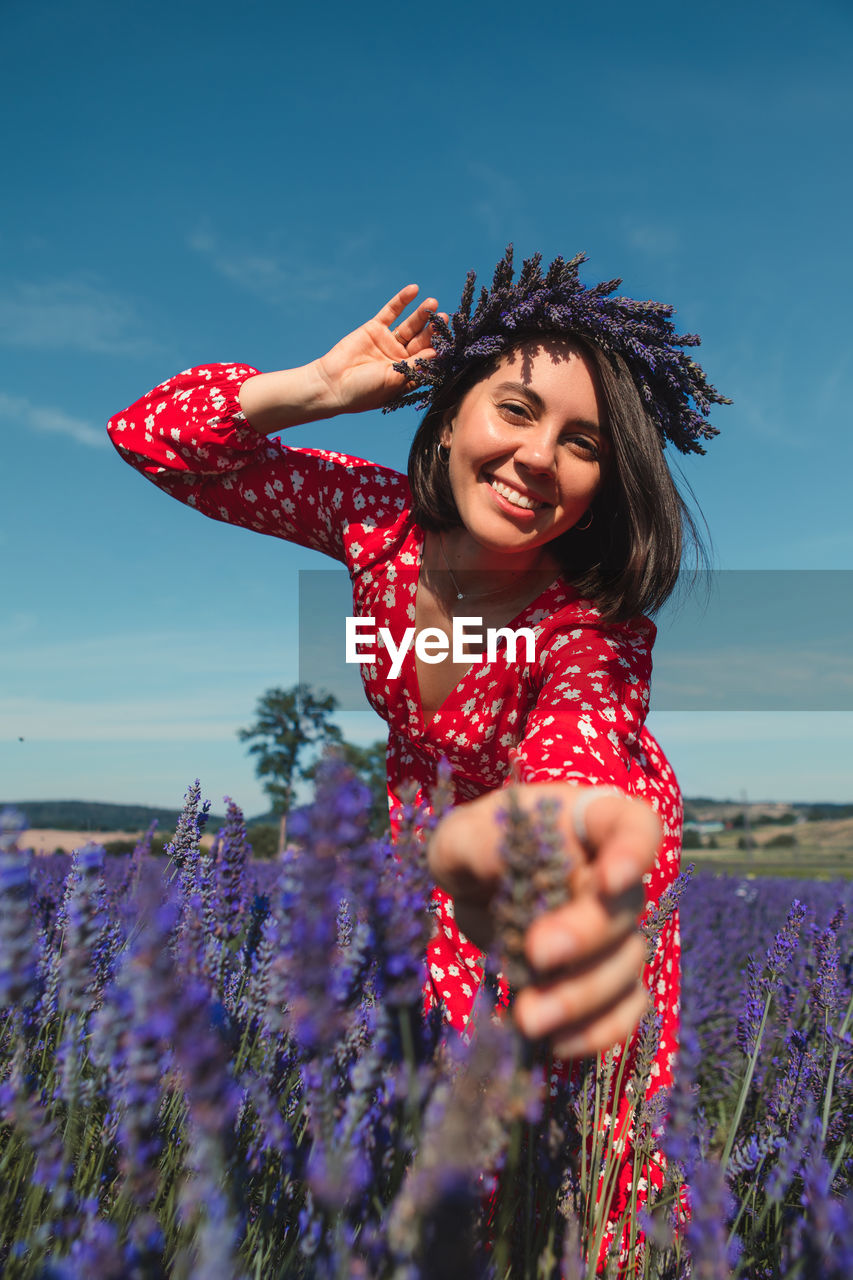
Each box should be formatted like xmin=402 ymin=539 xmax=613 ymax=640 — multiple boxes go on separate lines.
xmin=108 ymin=363 xmax=683 ymax=1264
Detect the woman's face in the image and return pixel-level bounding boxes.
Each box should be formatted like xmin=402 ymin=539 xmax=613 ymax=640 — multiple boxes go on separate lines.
xmin=440 ymin=339 xmax=608 ymax=563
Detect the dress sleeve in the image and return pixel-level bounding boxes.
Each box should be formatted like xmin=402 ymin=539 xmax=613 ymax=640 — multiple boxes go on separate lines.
xmin=508 ymin=615 xmax=654 ymax=792
xmin=106 ymin=362 xmax=410 ymax=567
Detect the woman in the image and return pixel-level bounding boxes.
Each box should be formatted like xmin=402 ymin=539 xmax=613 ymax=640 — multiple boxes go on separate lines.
xmin=107 ymin=248 xmax=726 ymax=1261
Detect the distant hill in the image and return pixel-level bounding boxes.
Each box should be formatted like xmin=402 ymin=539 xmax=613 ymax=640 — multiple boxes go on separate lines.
xmin=7 ymin=796 xmax=851 ymax=835
xmin=1 ymin=799 xmax=250 ymax=833
xmin=684 ymin=799 xmax=853 ymax=823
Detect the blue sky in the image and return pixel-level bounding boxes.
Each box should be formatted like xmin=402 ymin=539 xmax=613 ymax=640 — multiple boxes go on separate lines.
xmin=2 ymin=0 xmax=852 ymax=815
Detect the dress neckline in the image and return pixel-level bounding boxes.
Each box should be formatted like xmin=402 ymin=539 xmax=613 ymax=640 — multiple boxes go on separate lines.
xmin=407 ymin=524 xmax=570 ymax=735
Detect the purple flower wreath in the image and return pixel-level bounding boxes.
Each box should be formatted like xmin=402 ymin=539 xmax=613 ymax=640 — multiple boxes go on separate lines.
xmin=384 ymin=245 xmax=730 ymax=455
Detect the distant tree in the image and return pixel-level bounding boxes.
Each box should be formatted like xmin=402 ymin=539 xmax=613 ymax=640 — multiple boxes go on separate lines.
xmin=682 ymin=829 xmax=702 ymax=850
xmin=238 ymin=685 xmax=343 ymax=839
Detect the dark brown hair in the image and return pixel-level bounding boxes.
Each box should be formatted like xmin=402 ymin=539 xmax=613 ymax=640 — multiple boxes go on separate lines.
xmin=406 ymin=337 xmax=706 ymax=622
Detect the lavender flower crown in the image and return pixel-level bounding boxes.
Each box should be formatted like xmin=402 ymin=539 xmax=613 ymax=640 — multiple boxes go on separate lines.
xmin=384 ymin=245 xmax=730 ymax=455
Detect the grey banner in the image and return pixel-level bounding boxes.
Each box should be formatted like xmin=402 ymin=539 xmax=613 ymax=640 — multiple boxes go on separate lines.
xmin=298 ymin=570 xmax=853 ymax=712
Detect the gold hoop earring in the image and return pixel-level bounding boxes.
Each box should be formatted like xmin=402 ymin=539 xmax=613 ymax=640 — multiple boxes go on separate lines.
xmin=575 ymin=509 xmax=593 ymax=531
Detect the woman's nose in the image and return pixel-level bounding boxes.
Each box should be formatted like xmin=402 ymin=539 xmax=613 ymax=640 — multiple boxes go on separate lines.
xmin=514 ymin=429 xmax=557 ymax=473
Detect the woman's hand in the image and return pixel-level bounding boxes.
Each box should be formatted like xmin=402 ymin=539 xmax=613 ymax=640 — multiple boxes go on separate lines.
xmin=239 ymin=285 xmax=444 ymax=434
xmin=313 ymin=284 xmax=443 ymax=416
xmin=427 ymin=784 xmax=660 ymax=1059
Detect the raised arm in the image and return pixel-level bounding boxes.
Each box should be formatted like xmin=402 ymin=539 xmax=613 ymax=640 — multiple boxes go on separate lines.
xmin=106 ymin=288 xmax=443 ymax=562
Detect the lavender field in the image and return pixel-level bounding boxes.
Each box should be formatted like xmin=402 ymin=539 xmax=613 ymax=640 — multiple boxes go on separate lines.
xmin=1 ymin=769 xmax=851 ymax=1279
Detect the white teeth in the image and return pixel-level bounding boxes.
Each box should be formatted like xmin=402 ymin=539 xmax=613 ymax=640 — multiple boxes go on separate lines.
xmin=490 ymin=478 xmax=544 ymax=510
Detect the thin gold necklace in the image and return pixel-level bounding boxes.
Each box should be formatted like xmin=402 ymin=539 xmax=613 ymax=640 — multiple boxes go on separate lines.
xmin=437 ymin=532 xmax=528 ymax=602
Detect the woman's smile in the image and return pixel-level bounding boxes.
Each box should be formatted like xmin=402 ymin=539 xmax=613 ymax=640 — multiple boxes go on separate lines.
xmin=484 ymin=473 xmax=551 ymax=512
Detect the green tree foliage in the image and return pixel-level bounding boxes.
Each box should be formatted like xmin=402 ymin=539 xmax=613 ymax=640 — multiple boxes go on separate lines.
xmin=238 ymin=684 xmax=343 ymax=817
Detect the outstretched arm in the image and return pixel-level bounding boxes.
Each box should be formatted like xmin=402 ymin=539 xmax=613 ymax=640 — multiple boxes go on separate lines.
xmin=106 ymin=286 xmax=445 ymax=560
xmin=238 ymin=286 xmax=442 ymax=434
xmin=428 ymin=785 xmax=658 ymax=1059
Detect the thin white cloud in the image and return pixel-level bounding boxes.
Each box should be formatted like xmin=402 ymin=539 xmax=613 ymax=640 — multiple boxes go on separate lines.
xmin=0 ymin=391 xmax=106 ymax=449
xmin=186 ymin=224 xmax=368 ymax=305
xmin=652 ymin=643 xmax=853 ymax=710
xmin=648 ymin=711 xmax=853 ymax=802
xmin=625 ymin=223 xmax=681 ymax=257
xmin=188 ymin=228 xmax=290 ymax=296
xmin=0 ymin=278 xmax=151 ymax=355
xmin=0 ymin=612 xmax=38 ymax=640
xmin=465 ymin=162 xmax=528 ymax=243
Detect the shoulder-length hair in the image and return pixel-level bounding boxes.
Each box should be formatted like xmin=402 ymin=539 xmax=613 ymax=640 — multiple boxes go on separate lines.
xmin=406 ymin=337 xmax=706 ymax=622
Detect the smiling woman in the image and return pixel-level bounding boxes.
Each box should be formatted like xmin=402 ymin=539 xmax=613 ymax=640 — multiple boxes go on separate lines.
xmin=106 ymin=246 xmax=728 ymax=1272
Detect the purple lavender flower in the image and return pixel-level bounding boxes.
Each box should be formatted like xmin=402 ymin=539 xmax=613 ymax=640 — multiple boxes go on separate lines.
xmin=490 ymin=789 xmax=572 ymax=993
xmin=115 ymin=896 xmax=181 ymax=1212
xmin=735 ymin=900 xmax=807 ymax=1065
xmin=682 ymin=1157 xmax=740 ymax=1278
xmin=640 ymin=863 xmax=693 ymax=963
xmin=165 ymin=778 xmax=211 ymax=898
xmin=181 ymin=1175 xmax=248 ymax=1280
xmin=210 ymin=798 xmax=251 ymax=947
xmin=0 ymin=1042 xmax=76 ymax=1217
xmin=660 ymin=1022 xmax=702 ymax=1178
xmin=171 ymin=970 xmax=242 ymax=1139
xmin=787 ymin=1138 xmax=853 ymax=1279
xmin=39 ymin=1217 xmax=127 ymax=1278
xmin=764 ymin=1104 xmax=821 ymax=1204
xmin=386 ymin=1013 xmax=524 ymax=1276
xmin=0 ymin=811 xmax=40 ymax=1011
xmin=63 ymin=843 xmax=110 ymax=1004
xmin=812 ymin=919 xmax=842 ymax=1025
xmin=735 ymin=955 xmax=766 ymax=1060
xmin=237 ymin=1065 xmax=296 ymax=1175
xmin=274 ymin=758 xmax=374 ymax=1058
xmin=369 ymin=825 xmax=433 ymax=1022
xmin=1 ymin=806 xmax=28 ymax=854
xmin=117 ymin=817 xmax=158 ymax=907
xmin=761 ymin=900 xmax=807 ymax=992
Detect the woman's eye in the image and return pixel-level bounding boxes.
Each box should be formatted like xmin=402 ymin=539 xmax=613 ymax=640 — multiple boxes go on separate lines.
xmin=500 ymin=401 xmax=531 ymax=420
xmin=564 ymin=435 xmax=600 ymax=459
